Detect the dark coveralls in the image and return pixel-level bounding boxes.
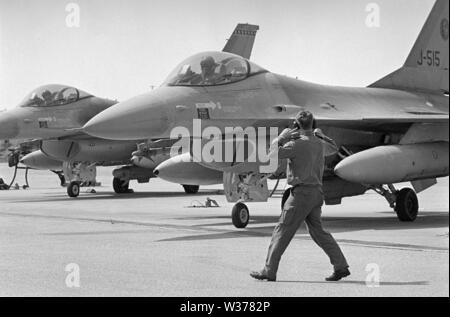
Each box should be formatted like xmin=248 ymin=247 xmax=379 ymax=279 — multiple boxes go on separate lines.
xmin=263 ymin=129 xmax=349 ymax=279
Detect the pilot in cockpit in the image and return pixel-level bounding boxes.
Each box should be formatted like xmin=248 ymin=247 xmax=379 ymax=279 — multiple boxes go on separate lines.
xmin=41 ymin=90 xmax=55 ymax=106
xmin=200 ymin=56 xmax=220 ymax=85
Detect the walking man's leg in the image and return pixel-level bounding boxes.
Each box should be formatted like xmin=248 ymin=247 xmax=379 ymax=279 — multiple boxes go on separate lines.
xmin=305 ymin=191 xmax=350 ymax=281
xmin=251 ymin=188 xmax=309 ymax=281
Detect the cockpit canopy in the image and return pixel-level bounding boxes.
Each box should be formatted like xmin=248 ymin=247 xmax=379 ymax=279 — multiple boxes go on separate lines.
xmin=164 ymin=51 xmax=267 ymax=87
xmin=19 ymin=84 xmax=92 ymax=108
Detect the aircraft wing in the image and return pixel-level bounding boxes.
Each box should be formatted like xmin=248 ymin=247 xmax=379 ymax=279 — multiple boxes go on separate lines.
xmin=223 ymin=23 xmax=259 ymax=59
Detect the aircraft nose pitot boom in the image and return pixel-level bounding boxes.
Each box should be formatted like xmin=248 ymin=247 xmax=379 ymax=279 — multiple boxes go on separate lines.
xmin=83 ymin=88 xmax=174 ymax=140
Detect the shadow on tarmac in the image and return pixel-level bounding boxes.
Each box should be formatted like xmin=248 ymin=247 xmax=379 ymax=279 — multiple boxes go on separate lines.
xmin=276 ymin=280 xmax=430 ymax=286
xmin=6 ymin=190 xmax=224 ymax=203
xmin=173 ymin=211 xmax=449 ymax=232
xmin=158 ymin=212 xmax=449 ymax=252
xmin=3 ymin=208 xmax=447 ymax=252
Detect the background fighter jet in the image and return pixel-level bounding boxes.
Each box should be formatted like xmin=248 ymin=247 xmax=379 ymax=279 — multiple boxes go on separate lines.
xmin=0 ymin=84 xmax=160 ymax=196
xmin=0 ymin=23 xmax=260 ymax=197
xmin=83 ymin=0 xmax=449 ymax=228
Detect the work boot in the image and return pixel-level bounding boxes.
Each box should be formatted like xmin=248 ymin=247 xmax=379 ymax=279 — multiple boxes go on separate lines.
xmin=325 ymin=268 xmax=351 ymax=281
xmin=250 ymin=270 xmax=276 ymax=282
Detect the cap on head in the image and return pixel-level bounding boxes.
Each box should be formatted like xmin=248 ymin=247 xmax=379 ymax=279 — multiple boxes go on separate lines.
xmin=295 ymin=111 xmax=315 ymax=130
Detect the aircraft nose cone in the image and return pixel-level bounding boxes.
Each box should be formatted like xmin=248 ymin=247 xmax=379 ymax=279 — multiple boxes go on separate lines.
xmin=83 ymin=93 xmax=170 ymax=140
xmin=0 ymin=112 xmax=19 ymax=139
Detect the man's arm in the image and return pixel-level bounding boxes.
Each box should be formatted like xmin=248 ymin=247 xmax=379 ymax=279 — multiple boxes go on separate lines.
xmin=272 ymin=128 xmax=302 ymax=147
xmin=268 ymin=124 xmax=304 ymax=164
xmin=268 ymin=140 xmax=296 ymax=161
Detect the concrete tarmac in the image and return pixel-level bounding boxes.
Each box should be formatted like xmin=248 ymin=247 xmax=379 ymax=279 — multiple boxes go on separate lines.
xmin=0 ymin=164 xmax=448 ymax=297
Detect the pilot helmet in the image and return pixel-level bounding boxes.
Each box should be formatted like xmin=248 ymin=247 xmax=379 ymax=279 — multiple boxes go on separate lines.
xmin=200 ymin=56 xmax=218 ymax=69
xmin=42 ymin=90 xmax=52 ymax=99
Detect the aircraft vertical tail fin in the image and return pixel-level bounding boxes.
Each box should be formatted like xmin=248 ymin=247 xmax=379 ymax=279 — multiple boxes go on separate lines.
xmin=370 ymin=0 xmax=449 ymax=94
xmin=223 ymin=23 xmax=259 ymax=60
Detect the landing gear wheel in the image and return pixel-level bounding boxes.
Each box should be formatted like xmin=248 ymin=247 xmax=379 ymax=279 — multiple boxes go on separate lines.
xmin=183 ymin=185 xmax=200 ymax=194
xmin=395 ymin=188 xmax=419 ymax=222
xmin=67 ymin=181 xmax=80 ymax=198
xmin=281 ymin=188 xmax=291 ymax=211
xmin=232 ymin=202 xmax=250 ymax=229
xmin=113 ymin=177 xmax=130 ymax=194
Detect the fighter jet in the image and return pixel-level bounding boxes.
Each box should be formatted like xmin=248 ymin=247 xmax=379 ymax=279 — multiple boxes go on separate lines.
xmin=0 ymin=23 xmax=260 ymax=197
xmin=0 ymin=84 xmax=159 ymax=196
xmin=83 ymin=0 xmax=449 ymax=228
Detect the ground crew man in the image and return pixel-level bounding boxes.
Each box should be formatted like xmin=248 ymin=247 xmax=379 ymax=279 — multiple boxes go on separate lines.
xmin=250 ymin=111 xmax=350 ymax=282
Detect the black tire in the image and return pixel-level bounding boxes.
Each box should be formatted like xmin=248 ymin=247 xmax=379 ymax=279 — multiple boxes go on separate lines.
xmin=67 ymin=181 xmax=80 ymax=198
xmin=183 ymin=185 xmax=200 ymax=194
xmin=395 ymin=188 xmax=419 ymax=222
xmin=232 ymin=202 xmax=250 ymax=229
xmin=281 ymin=188 xmax=292 ymax=211
xmin=113 ymin=177 xmax=129 ymax=194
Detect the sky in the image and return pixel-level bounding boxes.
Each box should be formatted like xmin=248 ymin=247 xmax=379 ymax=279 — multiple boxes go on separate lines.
xmin=0 ymin=0 xmax=435 ymax=108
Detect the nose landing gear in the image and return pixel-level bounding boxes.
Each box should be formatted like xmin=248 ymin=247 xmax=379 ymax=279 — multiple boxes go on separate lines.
xmin=63 ymin=162 xmax=98 ymax=198
xmin=232 ymin=202 xmax=250 ymax=229
xmin=67 ymin=181 xmax=81 ymax=198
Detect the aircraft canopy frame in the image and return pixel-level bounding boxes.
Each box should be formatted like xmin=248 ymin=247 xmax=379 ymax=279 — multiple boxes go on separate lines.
xmin=19 ymin=85 xmax=93 ymax=108
xmin=164 ymin=51 xmax=267 ymax=87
